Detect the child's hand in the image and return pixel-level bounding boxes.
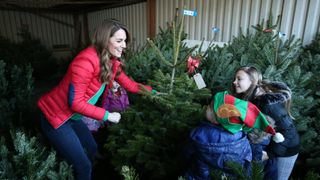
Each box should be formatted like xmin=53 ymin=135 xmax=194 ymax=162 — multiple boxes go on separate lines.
xmin=206 ymin=105 xmax=214 ymax=122
xmin=262 ymin=151 xmax=269 ymax=161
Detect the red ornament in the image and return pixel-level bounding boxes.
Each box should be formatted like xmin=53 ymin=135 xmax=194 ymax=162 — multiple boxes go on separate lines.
xmin=263 ymin=28 xmax=273 ymax=33
xmin=187 ymin=56 xmax=200 ymax=74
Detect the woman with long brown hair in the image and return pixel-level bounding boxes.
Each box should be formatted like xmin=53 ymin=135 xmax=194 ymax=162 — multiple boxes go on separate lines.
xmin=37 ymin=19 xmax=156 ymax=179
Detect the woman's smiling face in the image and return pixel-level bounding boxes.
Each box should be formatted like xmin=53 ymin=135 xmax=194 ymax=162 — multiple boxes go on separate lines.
xmin=108 ymin=29 xmax=127 ymax=58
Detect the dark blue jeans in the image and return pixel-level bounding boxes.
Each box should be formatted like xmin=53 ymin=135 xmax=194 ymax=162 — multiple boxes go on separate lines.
xmin=40 ymin=114 xmax=97 ymax=180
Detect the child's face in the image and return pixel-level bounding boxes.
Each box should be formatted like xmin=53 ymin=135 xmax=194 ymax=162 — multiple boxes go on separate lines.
xmin=233 ymin=70 xmax=252 ymax=94
xmin=112 ymin=81 xmax=121 ymax=92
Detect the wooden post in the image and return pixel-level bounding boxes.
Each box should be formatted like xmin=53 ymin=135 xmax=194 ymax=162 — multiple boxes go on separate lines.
xmin=147 ymin=0 xmax=156 ymax=39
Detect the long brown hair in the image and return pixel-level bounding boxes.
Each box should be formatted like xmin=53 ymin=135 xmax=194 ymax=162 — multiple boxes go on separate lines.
xmin=233 ymin=66 xmax=294 ymax=118
xmin=91 ymin=19 xmax=131 ymax=83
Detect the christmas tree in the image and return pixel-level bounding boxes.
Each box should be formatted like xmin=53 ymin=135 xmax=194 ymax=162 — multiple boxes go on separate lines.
xmin=104 ymin=14 xmax=211 ymax=179
xmin=0 ymin=60 xmax=34 ymax=133
xmin=294 ymin=34 xmax=320 ymax=175
xmin=0 ymin=130 xmax=74 ymax=179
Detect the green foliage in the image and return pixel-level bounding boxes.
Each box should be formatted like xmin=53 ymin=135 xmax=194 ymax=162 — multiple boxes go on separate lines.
xmin=0 ymin=130 xmax=74 ymax=179
xmin=203 ymin=17 xmax=302 ymax=95
xmin=250 ymin=161 xmax=264 ymax=180
xmin=224 ymin=162 xmax=249 ymax=180
xmin=105 ymin=15 xmax=320 ymax=179
xmin=294 ymin=33 xmax=320 ymax=172
xmin=304 ymin=170 xmax=320 ymax=180
xmin=202 ymin=45 xmax=239 ymax=92
xmin=106 ymin=70 xmax=211 ymax=179
xmin=202 ymin=17 xmax=320 ymax=177
xmin=0 ymin=60 xmax=34 ymax=131
xmin=230 ymin=26 xmax=301 ymax=81
xmin=125 ymin=47 xmax=160 ymax=83
xmin=304 ymin=34 xmax=320 ymax=55
xmin=104 ymin=18 xmax=211 ymax=179
xmin=299 ymin=34 xmax=320 ymax=97
xmin=121 ymin=165 xmax=139 ymax=180
xmin=209 ymin=161 xmax=264 ymax=180
xmin=203 ymin=17 xmax=302 ymax=94
xmin=126 ymin=22 xmax=192 ymax=84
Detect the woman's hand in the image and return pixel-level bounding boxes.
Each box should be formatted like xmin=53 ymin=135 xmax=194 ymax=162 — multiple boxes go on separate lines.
xmin=107 ymin=112 xmax=121 ymax=123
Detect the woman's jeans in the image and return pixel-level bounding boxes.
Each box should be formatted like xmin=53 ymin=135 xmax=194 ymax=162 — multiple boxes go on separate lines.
xmin=277 ymin=154 xmax=298 ymax=180
xmin=40 ymin=114 xmax=97 ymax=180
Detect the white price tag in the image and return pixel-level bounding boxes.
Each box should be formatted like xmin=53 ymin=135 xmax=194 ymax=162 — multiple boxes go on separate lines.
xmin=193 ymin=73 xmax=206 ymax=89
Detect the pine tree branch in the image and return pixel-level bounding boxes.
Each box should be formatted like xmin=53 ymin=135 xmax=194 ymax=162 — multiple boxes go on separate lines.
xmin=146 ymin=38 xmax=173 ymax=67
xmin=169 ymin=15 xmax=185 ymax=94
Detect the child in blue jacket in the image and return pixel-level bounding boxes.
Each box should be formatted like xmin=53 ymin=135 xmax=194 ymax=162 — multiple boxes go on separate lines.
xmin=185 ymin=91 xmax=284 ymax=180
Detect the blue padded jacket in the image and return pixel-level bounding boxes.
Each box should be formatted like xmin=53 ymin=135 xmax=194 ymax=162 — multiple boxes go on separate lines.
xmin=185 ymin=122 xmax=252 ymax=180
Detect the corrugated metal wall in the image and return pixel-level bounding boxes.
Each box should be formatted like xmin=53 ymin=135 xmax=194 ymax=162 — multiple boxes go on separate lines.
xmin=0 ymin=3 xmax=149 ymax=54
xmin=0 ymin=10 xmax=74 ymax=49
xmin=1 ymin=0 xmax=319 ymax=58
xmin=87 ymin=3 xmax=147 ymax=50
xmin=156 ymin=0 xmax=320 ymax=45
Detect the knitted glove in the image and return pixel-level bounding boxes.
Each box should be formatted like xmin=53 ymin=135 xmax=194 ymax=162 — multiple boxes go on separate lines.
xmin=262 ymin=151 xmax=269 ymax=161
xmin=107 ymin=112 xmax=121 ymax=124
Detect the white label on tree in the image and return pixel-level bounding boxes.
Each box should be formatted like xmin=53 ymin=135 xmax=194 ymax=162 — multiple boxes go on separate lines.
xmin=193 ymin=73 xmax=206 ymax=89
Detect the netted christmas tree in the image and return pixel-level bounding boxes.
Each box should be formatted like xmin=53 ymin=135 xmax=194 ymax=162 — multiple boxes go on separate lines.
xmin=104 ymin=15 xmax=211 ymax=179
xmin=201 ymin=15 xmax=319 ymax=177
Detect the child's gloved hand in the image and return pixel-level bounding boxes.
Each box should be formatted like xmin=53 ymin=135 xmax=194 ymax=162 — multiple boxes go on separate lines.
xmin=262 ymin=151 xmax=269 ymax=161
xmin=107 ymin=112 xmax=121 ymax=123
